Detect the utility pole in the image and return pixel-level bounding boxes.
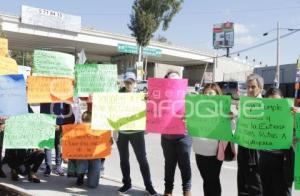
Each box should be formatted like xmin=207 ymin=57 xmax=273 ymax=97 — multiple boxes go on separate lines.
xmin=275 ymin=21 xmax=280 ymax=88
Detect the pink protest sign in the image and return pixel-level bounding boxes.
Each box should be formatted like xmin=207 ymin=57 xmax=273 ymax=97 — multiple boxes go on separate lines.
xmin=146 ymin=78 xmax=187 ymax=134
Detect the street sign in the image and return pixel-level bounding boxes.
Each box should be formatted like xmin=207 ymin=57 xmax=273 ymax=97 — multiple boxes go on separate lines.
xmin=117 ymin=43 xmax=161 ymax=57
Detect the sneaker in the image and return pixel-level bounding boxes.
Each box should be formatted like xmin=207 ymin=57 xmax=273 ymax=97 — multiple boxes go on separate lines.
xmin=118 ymin=184 xmax=132 ymax=194
xmin=76 ymin=174 xmax=84 ymax=186
xmin=146 ymin=186 xmax=158 ymax=196
xmin=53 ymin=166 xmax=65 ymax=176
xmin=11 ymin=169 xmax=19 ymax=181
xmin=44 ymin=166 xmax=51 ymax=177
xmin=28 ymin=172 xmax=41 ymax=183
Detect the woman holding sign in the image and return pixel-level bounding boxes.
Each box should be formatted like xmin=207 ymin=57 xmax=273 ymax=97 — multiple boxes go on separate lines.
xmin=237 ymin=74 xmax=263 ymax=196
xmin=192 ymin=83 xmax=235 ymax=196
xmin=161 ymin=70 xmax=192 ymax=196
xmin=259 ymin=87 xmax=295 ymax=196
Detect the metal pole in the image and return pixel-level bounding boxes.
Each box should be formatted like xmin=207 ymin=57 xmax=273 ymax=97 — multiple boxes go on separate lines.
xmin=200 ymin=62 xmax=209 ymax=87
xmin=275 ymin=21 xmax=280 ymax=88
xmin=144 ymin=56 xmax=148 ymax=80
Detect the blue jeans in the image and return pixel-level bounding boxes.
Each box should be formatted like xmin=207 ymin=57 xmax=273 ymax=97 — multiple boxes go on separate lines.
xmin=77 ymin=159 xmax=101 ymax=188
xmin=44 ymin=129 xmax=62 ymax=168
xmin=161 ymin=135 xmax=192 ymax=193
xmin=116 ymin=132 xmax=153 ymax=189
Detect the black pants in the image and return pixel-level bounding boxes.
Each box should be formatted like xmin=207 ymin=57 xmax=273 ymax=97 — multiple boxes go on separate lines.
xmin=196 ymin=154 xmax=222 ymax=196
xmin=6 ymin=149 xmax=45 ymax=173
xmin=259 ymin=151 xmax=293 ymax=196
xmin=161 ymin=135 xmax=192 ymax=193
xmin=116 ymin=132 xmax=153 ymax=189
xmin=237 ymin=146 xmax=262 ymax=196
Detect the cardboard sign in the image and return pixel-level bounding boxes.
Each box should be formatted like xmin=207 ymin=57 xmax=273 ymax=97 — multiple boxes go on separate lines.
xmin=146 ymin=78 xmax=187 ymax=134
xmin=27 ymin=76 xmax=74 ymax=103
xmin=0 ymin=56 xmax=18 ymax=75
xmin=234 ymin=97 xmax=294 ymax=150
xmin=4 ymin=113 xmax=56 ymax=149
xmin=33 ymin=50 xmax=75 ymax=78
xmin=185 ymin=95 xmax=233 ymax=141
xmin=0 ymin=38 xmax=8 ymax=57
xmin=92 ymin=93 xmax=146 ymax=131
xmin=0 ymin=74 xmax=28 ymax=116
xmin=62 ymin=124 xmax=111 ymax=159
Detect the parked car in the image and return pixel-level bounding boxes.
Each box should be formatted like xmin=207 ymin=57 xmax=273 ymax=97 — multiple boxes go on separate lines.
xmin=136 ymin=80 xmax=148 ymax=92
xmin=216 ymin=81 xmax=247 ymax=99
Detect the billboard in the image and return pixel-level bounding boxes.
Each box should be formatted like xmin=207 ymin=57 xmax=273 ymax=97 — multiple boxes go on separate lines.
xmin=21 ymin=5 xmax=81 ymax=33
xmin=213 ymin=22 xmax=234 ymax=49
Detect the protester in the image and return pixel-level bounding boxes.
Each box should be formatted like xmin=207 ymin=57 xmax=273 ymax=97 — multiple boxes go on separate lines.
xmin=40 ymin=103 xmax=75 ymax=176
xmin=4 ymin=105 xmax=45 ymax=183
xmin=259 ymin=87 xmax=295 ymax=196
xmin=161 ymin=70 xmax=192 ymax=196
xmin=116 ymin=71 xmax=157 ymax=195
xmin=237 ymin=73 xmax=263 ymax=196
xmin=192 ymin=83 xmax=236 ymax=196
xmin=75 ymin=109 xmax=102 ymax=188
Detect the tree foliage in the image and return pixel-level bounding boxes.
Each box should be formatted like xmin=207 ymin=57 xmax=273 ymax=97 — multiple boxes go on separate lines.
xmin=128 ymin=0 xmax=183 ymax=47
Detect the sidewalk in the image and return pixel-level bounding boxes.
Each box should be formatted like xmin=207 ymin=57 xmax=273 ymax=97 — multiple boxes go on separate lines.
xmin=0 ymin=164 xmax=150 ymax=196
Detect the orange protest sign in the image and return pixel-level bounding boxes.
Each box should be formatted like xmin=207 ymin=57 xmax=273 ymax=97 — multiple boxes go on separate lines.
xmin=62 ymin=124 xmax=111 ymax=159
xmin=0 ymin=38 xmax=8 ymax=57
xmin=0 ymin=56 xmax=18 ymax=75
xmin=27 ymin=76 xmax=74 ymax=103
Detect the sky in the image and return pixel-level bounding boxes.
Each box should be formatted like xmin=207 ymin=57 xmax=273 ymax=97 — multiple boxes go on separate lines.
xmin=1 ymin=0 xmax=300 ymax=66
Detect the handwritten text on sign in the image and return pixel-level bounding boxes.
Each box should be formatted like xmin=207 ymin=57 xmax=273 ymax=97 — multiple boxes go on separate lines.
xmin=185 ymin=95 xmax=233 ymax=141
xmin=234 ymin=97 xmax=294 ymax=150
xmin=146 ymin=78 xmax=187 ymax=134
xmin=4 ymin=113 xmax=56 ymax=149
xmin=75 ymin=64 xmax=118 ymax=96
xmin=92 ymin=93 xmax=146 ymax=131
xmin=27 ymin=76 xmax=74 ymax=103
xmin=62 ymin=124 xmax=111 ymax=159
xmin=33 ymin=50 xmax=75 ymax=78
xmin=0 ymin=74 xmax=28 ymax=116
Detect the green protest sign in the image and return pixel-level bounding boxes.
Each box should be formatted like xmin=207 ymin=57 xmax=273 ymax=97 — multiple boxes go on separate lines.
xmin=234 ymin=97 xmax=294 ymax=150
xmin=4 ymin=113 xmax=56 ymax=149
xmin=295 ymin=113 xmax=300 ymax=138
xmin=75 ymin=64 xmax=118 ymax=96
xmin=33 ymin=50 xmax=75 ymax=78
xmin=185 ymin=95 xmax=233 ymax=141
xmin=295 ymin=141 xmax=300 ymax=190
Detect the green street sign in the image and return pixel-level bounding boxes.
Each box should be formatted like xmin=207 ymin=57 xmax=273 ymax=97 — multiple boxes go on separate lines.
xmin=117 ymin=43 xmax=161 ymax=57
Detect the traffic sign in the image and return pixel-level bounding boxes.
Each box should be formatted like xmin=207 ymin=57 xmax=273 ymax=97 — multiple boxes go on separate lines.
xmin=117 ymin=43 xmax=161 ymax=57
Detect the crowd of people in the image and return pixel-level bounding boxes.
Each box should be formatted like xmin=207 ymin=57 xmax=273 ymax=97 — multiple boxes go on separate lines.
xmin=0 ymin=70 xmax=299 ymax=196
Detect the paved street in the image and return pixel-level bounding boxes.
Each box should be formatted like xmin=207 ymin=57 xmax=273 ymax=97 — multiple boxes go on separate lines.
xmin=1 ymin=134 xmax=299 ymax=195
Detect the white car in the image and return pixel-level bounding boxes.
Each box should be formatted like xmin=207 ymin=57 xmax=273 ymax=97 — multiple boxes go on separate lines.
xmin=136 ymin=80 xmax=148 ymax=92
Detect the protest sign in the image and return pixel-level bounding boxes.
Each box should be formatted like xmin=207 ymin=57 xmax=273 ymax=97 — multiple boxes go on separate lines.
xmin=146 ymin=78 xmax=187 ymax=134
xmin=234 ymin=97 xmax=294 ymax=150
xmin=27 ymin=76 xmax=74 ymax=103
xmin=18 ymin=65 xmax=31 ymax=81
xmin=92 ymin=93 xmax=146 ymax=131
xmin=0 ymin=38 xmax=8 ymax=57
xmin=185 ymin=95 xmax=233 ymax=141
xmin=33 ymin=50 xmax=75 ymax=78
xmin=62 ymin=124 xmax=111 ymax=159
xmin=4 ymin=113 xmax=56 ymax=149
xmin=0 ymin=56 xmax=18 ymax=75
xmin=0 ymin=74 xmax=28 ymax=116
xmin=75 ymin=64 xmax=118 ymax=96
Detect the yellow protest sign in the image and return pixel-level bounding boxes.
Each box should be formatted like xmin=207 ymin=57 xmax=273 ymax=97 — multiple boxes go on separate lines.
xmin=92 ymin=93 xmax=146 ymax=131
xmin=0 ymin=38 xmax=8 ymax=57
xmin=0 ymin=56 xmax=18 ymax=75
xmin=62 ymin=124 xmax=111 ymax=159
xmin=27 ymin=76 xmax=74 ymax=103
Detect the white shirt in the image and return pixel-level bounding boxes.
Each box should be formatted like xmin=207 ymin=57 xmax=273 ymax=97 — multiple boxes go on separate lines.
xmin=192 ymin=137 xmax=219 ymax=156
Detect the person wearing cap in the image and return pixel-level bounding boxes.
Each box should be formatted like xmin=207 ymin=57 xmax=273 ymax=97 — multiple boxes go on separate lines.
xmin=116 ymin=72 xmax=157 ymax=195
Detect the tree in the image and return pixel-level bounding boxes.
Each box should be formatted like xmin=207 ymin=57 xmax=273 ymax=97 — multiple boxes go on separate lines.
xmin=128 ymin=0 xmax=183 ymax=62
